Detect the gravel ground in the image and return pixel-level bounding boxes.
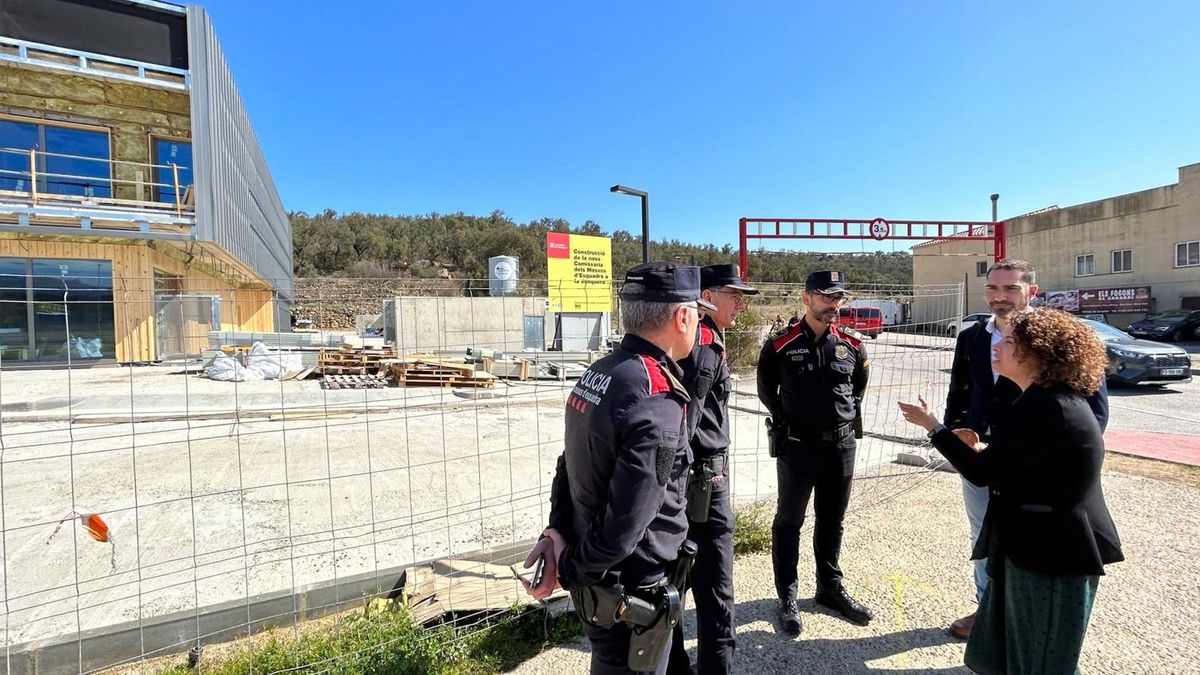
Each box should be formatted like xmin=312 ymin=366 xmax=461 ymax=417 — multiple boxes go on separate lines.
xmin=512 ymin=468 xmax=1200 ymax=674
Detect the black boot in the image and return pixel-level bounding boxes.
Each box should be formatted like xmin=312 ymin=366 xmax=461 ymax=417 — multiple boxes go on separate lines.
xmin=777 ymin=599 xmax=803 ymax=636
xmin=815 ymin=585 xmax=873 ymax=626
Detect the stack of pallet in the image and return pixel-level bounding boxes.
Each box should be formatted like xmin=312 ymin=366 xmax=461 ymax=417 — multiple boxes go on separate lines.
xmin=316 ymin=346 xmax=398 ymax=375
xmin=386 ymin=357 xmax=497 ymax=389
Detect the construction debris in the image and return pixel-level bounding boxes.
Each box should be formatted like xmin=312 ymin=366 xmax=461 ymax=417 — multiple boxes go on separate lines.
xmin=401 ymin=559 xmax=567 ymax=625
xmin=480 ymin=356 xmax=530 ymax=381
xmin=386 ymin=359 xmax=497 ymax=389
xmin=321 ymin=374 xmax=389 ymax=389
xmin=317 ymin=346 xmax=398 ymax=375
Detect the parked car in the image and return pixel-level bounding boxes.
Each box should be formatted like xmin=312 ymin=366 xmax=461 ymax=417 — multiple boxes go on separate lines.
xmin=1127 ymin=310 xmax=1200 ymax=342
xmin=946 ymin=312 xmax=990 ymax=338
xmin=1083 ymin=319 xmax=1193 ymax=386
xmin=837 ymin=306 xmax=883 ymax=338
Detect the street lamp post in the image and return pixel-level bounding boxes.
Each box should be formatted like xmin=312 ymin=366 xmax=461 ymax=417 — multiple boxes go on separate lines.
xmin=610 ymin=184 xmax=650 ymax=263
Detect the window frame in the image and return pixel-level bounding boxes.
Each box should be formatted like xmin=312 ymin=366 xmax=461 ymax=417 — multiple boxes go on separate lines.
xmin=975 ymin=261 xmax=988 ymax=277
xmin=1111 ymin=249 xmax=1132 ymax=274
xmin=1175 ymin=240 xmax=1200 ymax=268
xmin=0 ymin=113 xmax=113 ymax=198
xmin=1075 ymin=253 xmax=1095 ymax=277
xmin=148 ymin=134 xmax=193 ymax=204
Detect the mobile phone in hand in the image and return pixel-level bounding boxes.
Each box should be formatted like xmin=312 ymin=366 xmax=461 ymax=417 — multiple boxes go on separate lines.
xmin=513 ymin=556 xmax=545 ymax=588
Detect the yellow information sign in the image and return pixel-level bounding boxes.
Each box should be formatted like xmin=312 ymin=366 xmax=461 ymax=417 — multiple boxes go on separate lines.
xmin=546 ymin=232 xmax=612 ymax=312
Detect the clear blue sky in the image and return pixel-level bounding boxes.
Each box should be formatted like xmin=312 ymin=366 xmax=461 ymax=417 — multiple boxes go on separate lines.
xmin=201 ymin=0 xmax=1200 ymax=253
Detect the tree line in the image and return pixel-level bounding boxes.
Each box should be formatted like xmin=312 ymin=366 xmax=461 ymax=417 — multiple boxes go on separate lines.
xmin=290 ymin=209 xmax=912 ymax=286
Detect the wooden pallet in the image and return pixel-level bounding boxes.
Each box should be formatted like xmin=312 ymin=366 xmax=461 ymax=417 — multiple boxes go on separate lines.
xmin=481 ymin=356 xmax=530 ymax=381
xmin=317 ymin=346 xmax=398 ymax=375
xmin=321 ymin=374 xmax=389 ymax=389
xmin=387 ymin=360 xmax=496 ymax=389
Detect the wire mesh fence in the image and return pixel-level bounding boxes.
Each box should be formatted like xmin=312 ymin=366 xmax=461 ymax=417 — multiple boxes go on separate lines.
xmin=0 ymin=273 xmax=965 ymax=673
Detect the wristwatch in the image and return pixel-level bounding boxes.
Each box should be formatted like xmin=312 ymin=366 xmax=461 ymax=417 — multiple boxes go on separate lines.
xmin=927 ymin=423 xmax=946 ymax=439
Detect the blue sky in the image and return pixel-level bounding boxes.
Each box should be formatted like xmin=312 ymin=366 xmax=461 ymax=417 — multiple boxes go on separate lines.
xmin=201 ymin=1 xmax=1200 ymax=252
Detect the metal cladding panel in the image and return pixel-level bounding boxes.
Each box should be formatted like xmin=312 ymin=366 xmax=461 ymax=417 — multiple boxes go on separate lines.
xmin=187 ymin=5 xmax=293 ymax=301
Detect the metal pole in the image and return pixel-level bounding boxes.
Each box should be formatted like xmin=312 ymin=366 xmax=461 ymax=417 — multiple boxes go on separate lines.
xmin=640 ymin=194 xmax=650 ymax=264
xmin=29 ymin=148 xmax=38 ymax=205
xmin=990 ymin=193 xmax=999 ymax=222
xmin=173 ymin=162 xmax=182 ymax=217
xmin=738 ymin=218 xmax=748 ymax=280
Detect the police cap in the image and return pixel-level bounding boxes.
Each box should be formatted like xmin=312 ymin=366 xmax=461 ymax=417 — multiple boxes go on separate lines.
xmin=700 ymin=264 xmax=759 ymax=295
xmin=805 ymin=270 xmax=847 ymax=294
xmin=620 ymin=262 xmax=717 ymax=310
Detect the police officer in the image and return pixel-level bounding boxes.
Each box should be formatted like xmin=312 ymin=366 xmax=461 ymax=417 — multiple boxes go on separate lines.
xmin=523 ymin=262 xmax=716 ymax=675
xmin=756 ymin=270 xmax=873 ymax=636
xmin=667 ymin=264 xmax=758 ymax=675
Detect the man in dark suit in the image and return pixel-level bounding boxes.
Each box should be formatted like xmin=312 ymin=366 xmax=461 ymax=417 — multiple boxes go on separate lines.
xmin=942 ymin=259 xmax=1108 ymax=639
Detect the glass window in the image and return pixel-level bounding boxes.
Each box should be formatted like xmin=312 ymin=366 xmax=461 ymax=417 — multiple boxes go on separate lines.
xmin=0 ymin=118 xmax=39 ymax=192
xmin=0 ymin=118 xmax=111 ymax=198
xmin=1177 ymin=241 xmax=1200 ymax=268
xmin=152 ymin=138 xmax=192 ymax=203
xmin=975 ymin=261 xmax=987 ymax=276
xmin=1075 ymin=254 xmax=1094 ymax=277
xmin=0 ymin=257 xmax=30 ymax=361
xmin=44 ymin=125 xmax=111 ymax=198
xmin=30 ymin=259 xmax=114 ymax=360
xmin=1111 ymin=249 xmax=1132 ymax=273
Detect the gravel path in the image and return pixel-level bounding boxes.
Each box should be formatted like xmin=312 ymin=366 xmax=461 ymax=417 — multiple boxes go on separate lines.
xmin=513 ymin=468 xmax=1200 ymax=674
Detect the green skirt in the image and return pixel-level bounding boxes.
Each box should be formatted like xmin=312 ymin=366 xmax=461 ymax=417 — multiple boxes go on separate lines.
xmin=965 ymin=555 xmax=1099 ymax=675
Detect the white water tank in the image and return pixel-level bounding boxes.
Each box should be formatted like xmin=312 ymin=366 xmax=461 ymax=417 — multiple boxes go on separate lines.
xmin=489 ymin=256 xmax=518 ymax=296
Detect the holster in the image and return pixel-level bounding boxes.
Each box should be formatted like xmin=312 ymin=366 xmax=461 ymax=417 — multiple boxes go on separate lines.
xmin=570 ymin=583 xmax=625 ymax=629
xmin=766 ymin=417 xmax=786 ymax=458
xmin=570 ymin=540 xmax=697 ymax=671
xmin=684 ymin=455 xmax=725 ymax=523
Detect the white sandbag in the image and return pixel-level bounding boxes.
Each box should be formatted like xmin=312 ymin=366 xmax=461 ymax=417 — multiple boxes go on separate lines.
xmin=246 ymin=341 xmax=302 ymax=380
xmin=205 ymin=352 xmax=265 ymax=382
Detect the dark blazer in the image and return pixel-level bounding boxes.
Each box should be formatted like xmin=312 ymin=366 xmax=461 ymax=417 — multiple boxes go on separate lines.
xmin=931 ymin=385 xmax=1124 ymax=576
xmin=944 ymin=319 xmax=1109 ymax=436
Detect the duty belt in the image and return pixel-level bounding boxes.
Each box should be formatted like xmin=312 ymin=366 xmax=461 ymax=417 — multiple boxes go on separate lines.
xmin=694 ymin=453 xmax=727 ymax=476
xmin=787 ymin=421 xmax=854 ymax=443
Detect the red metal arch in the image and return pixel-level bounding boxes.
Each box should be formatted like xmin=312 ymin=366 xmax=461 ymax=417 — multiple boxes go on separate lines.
xmin=737 ymin=217 xmax=1005 ymax=281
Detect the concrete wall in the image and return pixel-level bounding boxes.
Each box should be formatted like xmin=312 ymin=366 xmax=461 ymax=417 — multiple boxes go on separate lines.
xmin=0 ymin=65 xmax=191 ymax=201
xmin=912 ymin=162 xmax=1200 ymax=327
xmin=387 ymin=296 xmax=551 ymax=353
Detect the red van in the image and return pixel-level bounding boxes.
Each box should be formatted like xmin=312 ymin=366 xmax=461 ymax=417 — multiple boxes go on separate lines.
xmin=836 ymin=307 xmax=883 ymax=338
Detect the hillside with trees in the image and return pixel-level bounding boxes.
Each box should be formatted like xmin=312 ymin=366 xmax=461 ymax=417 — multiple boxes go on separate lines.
xmin=291 ymin=210 xmax=912 ymax=286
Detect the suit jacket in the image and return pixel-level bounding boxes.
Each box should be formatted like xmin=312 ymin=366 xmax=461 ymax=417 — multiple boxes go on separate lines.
xmin=931 ymin=385 xmax=1124 ymax=576
xmin=944 ymin=318 xmax=1109 ymax=436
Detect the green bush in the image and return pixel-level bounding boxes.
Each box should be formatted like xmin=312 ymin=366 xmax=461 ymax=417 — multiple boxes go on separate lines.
xmin=733 ymin=502 xmax=774 ymax=557
xmin=156 ymin=602 xmax=581 ymax=675
xmin=724 ymin=306 xmax=765 ymax=373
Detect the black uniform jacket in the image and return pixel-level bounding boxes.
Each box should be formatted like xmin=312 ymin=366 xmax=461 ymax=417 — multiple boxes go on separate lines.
xmin=757 ymin=319 xmax=869 ymax=432
xmin=944 ymin=318 xmax=1109 ymax=436
xmin=931 ymin=384 xmax=1124 ymax=577
xmin=680 ymin=315 xmax=731 ymax=456
xmin=548 ymin=334 xmax=692 ymax=590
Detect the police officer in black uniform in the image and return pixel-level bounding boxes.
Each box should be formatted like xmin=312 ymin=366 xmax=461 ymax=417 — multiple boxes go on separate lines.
xmin=667 ymin=264 xmax=757 ymax=675
xmin=756 ymin=270 xmax=873 ymax=636
xmin=523 ymin=261 xmax=716 ymax=675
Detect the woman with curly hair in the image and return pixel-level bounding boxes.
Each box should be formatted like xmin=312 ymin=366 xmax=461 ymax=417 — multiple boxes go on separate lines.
xmin=898 ymin=308 xmax=1124 ymax=674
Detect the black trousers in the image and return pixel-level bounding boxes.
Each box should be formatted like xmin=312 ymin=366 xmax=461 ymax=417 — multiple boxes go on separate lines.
xmin=771 ymin=435 xmax=856 ymax=602
xmin=583 ymin=620 xmax=674 ymax=675
xmin=666 ymin=476 xmax=735 ymax=675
